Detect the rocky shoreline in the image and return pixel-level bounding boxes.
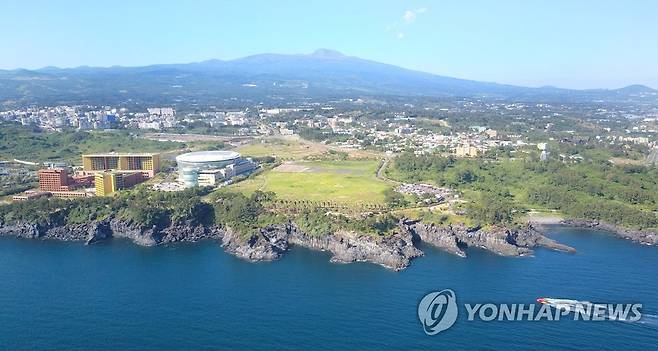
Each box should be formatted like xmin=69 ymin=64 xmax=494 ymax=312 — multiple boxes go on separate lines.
xmin=0 ymin=217 xmax=578 ymax=271
xmin=403 ymin=220 xmax=576 ymax=257
xmin=221 ymin=221 xmax=423 ymax=271
xmin=560 ymin=219 xmax=658 ymax=246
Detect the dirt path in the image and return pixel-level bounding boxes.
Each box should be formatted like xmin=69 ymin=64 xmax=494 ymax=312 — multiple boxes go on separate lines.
xmin=375 ymin=157 xmax=400 ymax=184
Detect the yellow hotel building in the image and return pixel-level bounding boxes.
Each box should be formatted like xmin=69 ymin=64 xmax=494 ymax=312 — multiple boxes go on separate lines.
xmin=94 ymin=171 xmax=145 ymax=196
xmin=94 ymin=172 xmax=118 ymax=196
xmin=82 ymin=153 xmax=160 ymax=178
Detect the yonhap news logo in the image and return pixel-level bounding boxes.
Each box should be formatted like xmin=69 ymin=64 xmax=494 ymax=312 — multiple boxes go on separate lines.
xmin=417 ymin=289 xmax=458 ymax=335
xmin=418 ymin=289 xmax=643 ymax=336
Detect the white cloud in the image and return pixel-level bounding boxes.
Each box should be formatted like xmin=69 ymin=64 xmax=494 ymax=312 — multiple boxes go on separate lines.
xmin=402 ymin=8 xmax=428 ymax=23
xmin=389 ymin=7 xmax=428 ymax=39
xmin=403 ymin=10 xmax=416 ymax=23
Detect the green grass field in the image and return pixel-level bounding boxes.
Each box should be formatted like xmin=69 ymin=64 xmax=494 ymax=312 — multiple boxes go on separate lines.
xmin=231 ymin=160 xmax=391 ymax=205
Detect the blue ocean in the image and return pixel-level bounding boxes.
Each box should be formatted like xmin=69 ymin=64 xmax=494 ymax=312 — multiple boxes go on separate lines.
xmin=1 ymin=226 xmax=656 ymax=350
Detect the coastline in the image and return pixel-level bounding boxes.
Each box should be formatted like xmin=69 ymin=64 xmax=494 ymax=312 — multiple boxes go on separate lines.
xmin=526 ymin=211 xmax=658 ymax=246
xmin=559 ymin=219 xmax=658 ymax=246
xmin=0 ymin=217 xmax=578 ymax=271
xmin=3 ymin=215 xmax=655 ymax=271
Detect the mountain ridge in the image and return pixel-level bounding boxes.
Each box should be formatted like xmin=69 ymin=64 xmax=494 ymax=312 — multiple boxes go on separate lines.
xmin=0 ymin=49 xmax=655 ymax=106
xmin=4 ymin=49 xmax=655 ymax=92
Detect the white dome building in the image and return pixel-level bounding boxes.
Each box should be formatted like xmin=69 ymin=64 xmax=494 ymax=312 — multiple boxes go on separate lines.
xmin=175 ymin=151 xmax=256 ymax=187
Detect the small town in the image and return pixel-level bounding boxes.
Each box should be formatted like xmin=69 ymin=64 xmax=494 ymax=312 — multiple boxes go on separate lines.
xmin=2 ymin=97 xmax=658 ymax=207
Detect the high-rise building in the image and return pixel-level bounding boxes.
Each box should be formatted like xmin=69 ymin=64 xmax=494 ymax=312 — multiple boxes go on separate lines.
xmin=94 ymin=171 xmax=145 ymax=196
xmin=38 ymin=168 xmax=71 ymax=192
xmin=94 ymin=172 xmax=115 ymax=196
xmin=82 ymin=153 xmax=160 ymax=178
xmin=30 ymin=168 xmax=95 ymax=200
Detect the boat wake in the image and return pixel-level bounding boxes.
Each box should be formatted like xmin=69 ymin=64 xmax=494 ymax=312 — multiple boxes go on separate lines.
xmin=632 ymin=313 xmax=658 ymax=328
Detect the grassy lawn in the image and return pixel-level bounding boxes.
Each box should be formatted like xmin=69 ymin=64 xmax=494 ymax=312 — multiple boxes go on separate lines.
xmin=231 ymin=160 xmax=391 ymax=205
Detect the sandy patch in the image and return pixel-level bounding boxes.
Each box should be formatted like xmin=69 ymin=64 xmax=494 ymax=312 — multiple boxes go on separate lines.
xmin=525 ymin=211 xmax=564 ymax=224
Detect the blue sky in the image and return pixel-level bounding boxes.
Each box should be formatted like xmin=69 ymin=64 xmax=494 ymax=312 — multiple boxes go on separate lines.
xmin=2 ymin=0 xmax=657 ymax=89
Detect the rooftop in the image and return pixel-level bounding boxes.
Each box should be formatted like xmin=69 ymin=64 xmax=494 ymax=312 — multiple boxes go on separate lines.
xmin=176 ymin=150 xmax=240 ymax=163
xmin=82 ymin=153 xmax=160 ymax=157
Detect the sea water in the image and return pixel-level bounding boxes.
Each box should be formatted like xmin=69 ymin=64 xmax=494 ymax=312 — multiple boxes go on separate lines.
xmin=0 ymin=226 xmax=656 ymax=350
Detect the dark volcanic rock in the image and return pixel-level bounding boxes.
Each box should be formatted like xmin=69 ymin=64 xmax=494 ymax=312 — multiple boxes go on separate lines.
xmin=109 ymin=218 xmax=157 ymax=246
xmin=507 ymin=225 xmax=576 ymax=252
xmin=0 ymin=221 xmax=42 ymax=239
xmin=561 ymin=219 xmax=658 ymax=246
xmin=286 ymin=222 xmax=423 ymax=271
xmin=1 ymin=215 xmax=583 ymax=271
xmin=402 ymin=220 xmax=575 ymax=257
xmin=219 ymin=221 xmax=422 ymax=271
xmin=460 ymin=224 xmax=576 ymax=256
xmin=109 ymin=220 xmax=225 ymax=246
xmin=221 ymin=226 xmax=290 ymax=261
xmin=403 ymin=222 xmax=465 ymax=257
xmin=326 ymin=229 xmax=423 ymax=271
xmin=0 ymin=219 xmax=225 ymax=246
xmin=44 ymin=220 xmax=112 ymax=244
xmin=159 ymin=224 xmax=223 ymax=244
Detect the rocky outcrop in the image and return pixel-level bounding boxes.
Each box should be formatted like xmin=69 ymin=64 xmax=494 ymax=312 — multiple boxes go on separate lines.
xmin=561 ymin=219 xmax=658 ymax=246
xmin=159 ymin=224 xmax=223 ymax=244
xmin=219 ymin=221 xmax=423 ymax=271
xmin=44 ymin=220 xmax=112 ymax=244
xmin=332 ymin=229 xmax=423 ymax=270
xmin=0 ymin=221 xmax=42 ymax=239
xmin=109 ymin=218 xmax=158 ymax=246
xmin=0 ymin=219 xmax=223 ymax=246
xmin=289 ymin=225 xmax=422 ymax=271
xmin=403 ymin=220 xmax=575 ymax=257
xmin=506 ymin=225 xmax=575 ymax=252
xmin=403 ymin=222 xmax=465 ymax=257
xmin=221 ymin=226 xmax=289 ymax=261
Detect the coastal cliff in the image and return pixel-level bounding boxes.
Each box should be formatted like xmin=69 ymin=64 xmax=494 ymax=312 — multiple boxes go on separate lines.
xmin=0 ymin=219 xmax=221 ymax=246
xmin=561 ymin=219 xmax=658 ymax=246
xmin=221 ymin=226 xmax=289 ymax=261
xmin=402 ymin=220 xmax=576 ymax=257
xmin=0 ymin=217 xmax=579 ymax=271
xmin=221 ymin=222 xmax=422 ymax=271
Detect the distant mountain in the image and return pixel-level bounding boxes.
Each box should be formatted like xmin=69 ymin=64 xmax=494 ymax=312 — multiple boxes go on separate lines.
xmin=612 ymin=84 xmax=656 ymax=94
xmin=0 ymin=49 xmax=656 ymax=107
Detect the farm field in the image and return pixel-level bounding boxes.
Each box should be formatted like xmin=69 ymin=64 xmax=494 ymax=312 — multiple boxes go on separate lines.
xmin=230 ymin=159 xmax=391 ymax=205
